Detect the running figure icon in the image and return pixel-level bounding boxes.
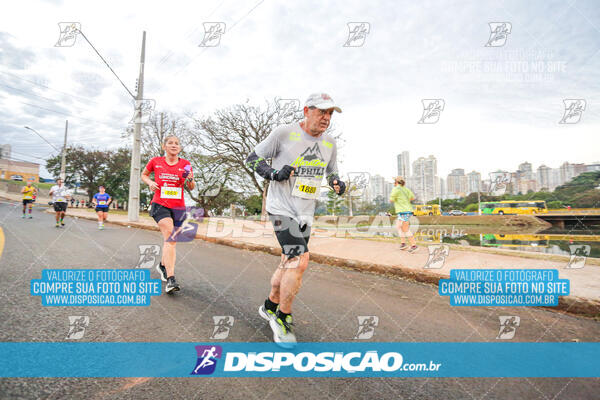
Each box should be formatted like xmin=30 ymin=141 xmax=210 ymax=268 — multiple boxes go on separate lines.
xmin=193 ymin=346 xmax=219 ymax=374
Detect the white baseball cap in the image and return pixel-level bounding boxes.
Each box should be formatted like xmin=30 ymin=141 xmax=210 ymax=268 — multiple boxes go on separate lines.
xmin=305 ymin=93 xmax=342 ymax=113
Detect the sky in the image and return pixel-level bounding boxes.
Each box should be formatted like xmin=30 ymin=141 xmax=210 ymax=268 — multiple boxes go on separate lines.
xmin=0 ymin=0 xmax=599 ymax=181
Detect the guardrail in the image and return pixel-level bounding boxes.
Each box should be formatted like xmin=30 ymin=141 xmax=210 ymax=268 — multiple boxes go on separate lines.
xmin=546 ymin=208 xmax=600 ymax=214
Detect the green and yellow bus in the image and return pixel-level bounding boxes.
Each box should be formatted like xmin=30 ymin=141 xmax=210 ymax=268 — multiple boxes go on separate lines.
xmin=414 ymin=204 xmax=442 ymax=216
xmin=480 ymin=200 xmax=548 ymax=215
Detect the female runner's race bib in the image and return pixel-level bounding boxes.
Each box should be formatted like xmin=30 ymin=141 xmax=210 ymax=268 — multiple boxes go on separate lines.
xmin=161 ymin=186 xmax=182 ymax=199
xmin=292 ymin=177 xmax=320 ymax=200
xmin=98 ymin=200 xmax=107 ymax=206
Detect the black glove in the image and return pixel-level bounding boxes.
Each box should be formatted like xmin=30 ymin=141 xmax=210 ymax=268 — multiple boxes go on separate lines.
xmin=272 ymin=165 xmax=295 ymax=182
xmin=332 ymin=178 xmax=346 ymax=196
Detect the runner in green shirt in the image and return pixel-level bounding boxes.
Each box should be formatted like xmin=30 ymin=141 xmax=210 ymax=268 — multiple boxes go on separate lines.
xmin=389 ymin=176 xmax=418 ymax=252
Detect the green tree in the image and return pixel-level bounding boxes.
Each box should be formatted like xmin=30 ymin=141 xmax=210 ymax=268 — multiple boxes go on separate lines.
xmin=243 ymin=194 xmax=263 ymax=215
xmin=202 ymin=188 xmax=242 ymax=216
xmin=100 ymin=148 xmax=139 ymax=206
xmin=553 ymin=172 xmax=600 ymax=202
xmin=465 ymin=203 xmax=478 ymax=212
xmin=547 ymin=200 xmax=563 ymax=209
xmin=46 ymin=146 xmax=108 ymax=201
xmin=571 ymin=189 xmax=600 ymax=208
xmin=326 ymin=189 xmax=343 ymax=215
xmin=355 ymin=200 xmax=377 ymax=215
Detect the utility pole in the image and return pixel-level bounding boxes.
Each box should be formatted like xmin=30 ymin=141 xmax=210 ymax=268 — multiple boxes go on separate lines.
xmin=60 ymin=120 xmax=68 ymax=180
xmin=128 ymin=31 xmax=146 ymax=222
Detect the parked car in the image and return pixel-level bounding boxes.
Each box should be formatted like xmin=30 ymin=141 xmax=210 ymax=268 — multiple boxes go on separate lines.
xmin=10 ymin=175 xmax=23 ymax=181
xmin=448 ymin=210 xmax=466 ymax=216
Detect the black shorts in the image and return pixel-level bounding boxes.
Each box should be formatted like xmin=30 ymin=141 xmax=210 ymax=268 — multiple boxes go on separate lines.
xmin=22 ymin=199 xmax=33 ymax=205
xmin=150 ymin=203 xmax=186 ymax=227
xmin=269 ymin=214 xmax=311 ymax=258
xmin=53 ymin=202 xmax=67 ymax=212
xmin=95 ymin=207 xmax=109 ymax=213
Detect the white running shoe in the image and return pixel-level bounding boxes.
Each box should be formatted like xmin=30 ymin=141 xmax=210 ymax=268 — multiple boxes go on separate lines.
xmin=258 ymin=305 xmax=276 ymax=322
xmin=269 ymin=314 xmax=297 ymax=348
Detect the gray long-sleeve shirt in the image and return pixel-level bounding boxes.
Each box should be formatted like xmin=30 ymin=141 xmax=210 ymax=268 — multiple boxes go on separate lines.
xmin=254 ymin=122 xmax=338 ymax=226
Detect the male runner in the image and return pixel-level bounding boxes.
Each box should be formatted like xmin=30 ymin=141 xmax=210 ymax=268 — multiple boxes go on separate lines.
xmin=246 ymin=93 xmax=346 ymax=346
xmin=48 ymin=178 xmax=70 ymax=227
xmin=92 ymin=186 xmax=112 ymax=229
xmin=21 ymin=181 xmax=37 ymax=219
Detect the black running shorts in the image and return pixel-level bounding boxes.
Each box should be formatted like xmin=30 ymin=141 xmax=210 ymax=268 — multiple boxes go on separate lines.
xmin=150 ymin=203 xmax=186 ymax=227
xmin=269 ymin=213 xmax=311 ymax=258
xmin=95 ymin=207 xmax=109 ymax=213
xmin=53 ymin=202 xmax=67 ymax=212
xmin=22 ymin=199 xmax=33 ymax=205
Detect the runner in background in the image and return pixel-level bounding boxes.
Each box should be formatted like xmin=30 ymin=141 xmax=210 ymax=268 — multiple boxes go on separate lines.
xmin=141 ymin=135 xmax=195 ymax=294
xmin=20 ymin=181 xmax=36 ymax=219
xmin=389 ymin=176 xmax=418 ymax=253
xmin=92 ymin=186 xmax=112 ymax=230
xmin=48 ymin=178 xmax=70 ymax=227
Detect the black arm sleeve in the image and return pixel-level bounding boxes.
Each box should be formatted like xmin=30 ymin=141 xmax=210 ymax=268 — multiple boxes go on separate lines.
xmin=246 ymin=151 xmax=275 ymax=181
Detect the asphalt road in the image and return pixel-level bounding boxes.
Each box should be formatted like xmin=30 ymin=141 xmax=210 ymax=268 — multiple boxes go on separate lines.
xmin=0 ymin=201 xmax=599 ymax=399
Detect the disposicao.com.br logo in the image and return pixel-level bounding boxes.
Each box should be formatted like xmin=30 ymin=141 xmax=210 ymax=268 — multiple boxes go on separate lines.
xmin=190 ymin=344 xmax=442 ymax=377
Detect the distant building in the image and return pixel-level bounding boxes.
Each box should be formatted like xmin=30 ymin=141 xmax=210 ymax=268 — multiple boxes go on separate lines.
xmin=447 ymin=168 xmax=468 ymax=197
xmin=517 ymin=179 xmax=538 ymax=194
xmin=385 ymin=182 xmax=394 ymax=200
xmin=396 ymin=151 xmax=410 ymax=179
xmin=438 ymin=177 xmax=445 ymax=200
xmin=0 ymin=144 xmax=11 ymax=159
xmin=586 ymin=162 xmax=600 ymax=172
xmin=0 ymin=159 xmax=40 ymax=182
xmin=466 ymin=171 xmax=481 ymax=194
xmin=550 ymin=168 xmax=561 ymax=189
xmin=518 ymin=161 xmax=533 ymax=180
xmin=369 ymin=174 xmax=386 ymax=202
xmin=411 ymin=155 xmax=438 ymax=202
xmin=537 ymin=165 xmax=551 ymax=190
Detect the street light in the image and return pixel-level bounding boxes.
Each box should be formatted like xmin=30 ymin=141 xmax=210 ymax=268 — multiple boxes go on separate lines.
xmin=24 ymin=124 xmax=68 ymax=180
xmin=24 ymin=126 xmax=60 ymax=152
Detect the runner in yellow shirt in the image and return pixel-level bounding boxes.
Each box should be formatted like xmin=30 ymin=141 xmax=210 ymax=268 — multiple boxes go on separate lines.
xmin=21 ymin=182 xmax=37 ymax=219
xmin=389 ymin=176 xmax=418 ymax=253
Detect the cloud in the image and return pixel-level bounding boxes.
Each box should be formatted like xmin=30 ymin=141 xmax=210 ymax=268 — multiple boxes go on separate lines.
xmin=0 ymin=32 xmax=36 ymax=70
xmin=71 ymin=71 xmax=111 ymax=98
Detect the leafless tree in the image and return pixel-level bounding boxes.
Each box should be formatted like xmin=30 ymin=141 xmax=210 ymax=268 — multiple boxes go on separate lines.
xmin=188 ymin=99 xmax=305 ymax=218
xmin=123 ymin=112 xmax=189 ymax=159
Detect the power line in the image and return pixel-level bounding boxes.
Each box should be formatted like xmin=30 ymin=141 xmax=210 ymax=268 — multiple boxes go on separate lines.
xmin=19 ymin=101 xmax=123 ymax=126
xmin=77 ymin=30 xmax=135 ymax=99
xmin=0 ymin=80 xmax=108 ymax=118
xmin=0 ymin=82 xmax=59 ymax=103
xmin=10 ymin=150 xmax=54 ymax=161
xmin=1 ymin=155 xmax=42 ymax=164
xmin=0 ymin=70 xmax=99 ymax=104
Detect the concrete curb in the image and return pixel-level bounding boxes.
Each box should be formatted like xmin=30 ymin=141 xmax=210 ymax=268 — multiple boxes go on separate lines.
xmin=57 ymin=210 xmax=600 ymax=318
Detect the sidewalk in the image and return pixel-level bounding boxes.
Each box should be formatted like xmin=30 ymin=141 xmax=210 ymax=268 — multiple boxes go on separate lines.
xmin=52 ymin=207 xmax=600 ymax=316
